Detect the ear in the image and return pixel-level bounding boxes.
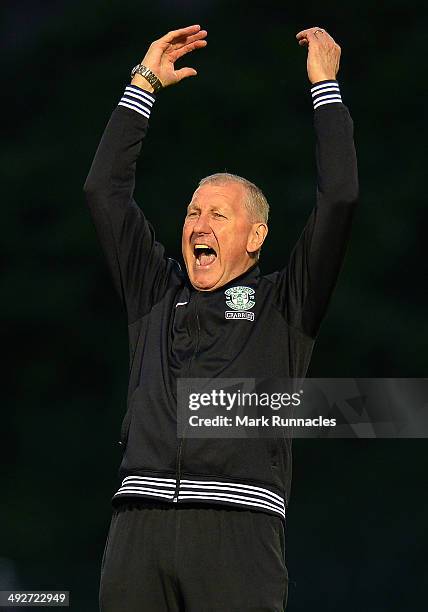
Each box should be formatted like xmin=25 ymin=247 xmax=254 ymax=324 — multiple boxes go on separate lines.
xmin=246 ymin=223 xmax=268 ymax=255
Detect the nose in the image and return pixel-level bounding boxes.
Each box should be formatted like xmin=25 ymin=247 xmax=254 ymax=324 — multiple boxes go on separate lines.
xmin=193 ymin=211 xmax=211 ymax=234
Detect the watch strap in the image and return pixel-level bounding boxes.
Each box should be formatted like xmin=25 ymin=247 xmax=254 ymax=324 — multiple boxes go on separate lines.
xmin=130 ymin=64 xmax=163 ymax=94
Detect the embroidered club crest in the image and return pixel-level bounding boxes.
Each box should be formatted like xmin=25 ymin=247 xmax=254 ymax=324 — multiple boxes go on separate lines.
xmin=225 ymin=286 xmax=255 ymax=310
xmin=224 ymin=286 xmax=255 ymax=321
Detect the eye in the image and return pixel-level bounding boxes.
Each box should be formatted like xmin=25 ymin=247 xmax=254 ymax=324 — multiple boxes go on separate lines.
xmin=213 ymin=212 xmax=225 ymax=218
xmin=186 ymin=211 xmax=198 ymax=218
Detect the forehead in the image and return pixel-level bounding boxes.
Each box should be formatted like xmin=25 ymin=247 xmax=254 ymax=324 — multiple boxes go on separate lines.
xmin=189 ymin=182 xmax=246 ymax=210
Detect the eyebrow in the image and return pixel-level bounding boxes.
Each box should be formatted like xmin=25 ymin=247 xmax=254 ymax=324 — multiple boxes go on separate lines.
xmin=187 ymin=202 xmax=229 ymax=212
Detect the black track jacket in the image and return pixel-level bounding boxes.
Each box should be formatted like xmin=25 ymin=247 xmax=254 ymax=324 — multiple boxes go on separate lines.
xmin=84 ymin=81 xmax=358 ymax=522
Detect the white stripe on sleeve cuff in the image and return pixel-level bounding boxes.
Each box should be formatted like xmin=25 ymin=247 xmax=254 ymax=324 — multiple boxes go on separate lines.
xmin=118 ymin=85 xmax=156 ymax=118
xmin=311 ymin=80 xmax=342 ymax=110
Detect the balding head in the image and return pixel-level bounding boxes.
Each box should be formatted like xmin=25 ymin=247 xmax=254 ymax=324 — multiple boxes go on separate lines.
xmin=198 ymin=172 xmax=269 ymax=224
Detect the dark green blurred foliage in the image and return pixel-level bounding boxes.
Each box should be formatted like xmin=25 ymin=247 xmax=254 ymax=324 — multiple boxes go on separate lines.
xmin=1 ymin=1 xmax=427 ymax=610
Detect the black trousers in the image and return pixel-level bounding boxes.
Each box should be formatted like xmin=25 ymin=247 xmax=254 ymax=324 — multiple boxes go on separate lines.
xmin=99 ymin=499 xmax=288 ymax=612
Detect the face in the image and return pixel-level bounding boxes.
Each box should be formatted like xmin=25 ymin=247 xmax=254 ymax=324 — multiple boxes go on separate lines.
xmin=182 ymin=182 xmax=268 ymax=291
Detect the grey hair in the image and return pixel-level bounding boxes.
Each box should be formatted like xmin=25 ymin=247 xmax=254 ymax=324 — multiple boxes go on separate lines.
xmin=197 ymin=172 xmax=269 ymax=224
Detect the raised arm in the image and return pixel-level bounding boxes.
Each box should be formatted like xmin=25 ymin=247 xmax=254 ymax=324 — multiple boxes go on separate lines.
xmin=275 ymin=27 xmax=359 ymax=339
xmin=83 ymin=25 xmax=207 ymax=324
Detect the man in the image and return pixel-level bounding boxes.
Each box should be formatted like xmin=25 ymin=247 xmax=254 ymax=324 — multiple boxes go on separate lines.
xmin=84 ymin=24 xmax=358 ymax=612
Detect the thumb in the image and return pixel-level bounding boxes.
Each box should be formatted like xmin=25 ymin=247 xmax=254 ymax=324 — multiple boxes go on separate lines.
xmin=175 ymin=67 xmax=198 ymax=81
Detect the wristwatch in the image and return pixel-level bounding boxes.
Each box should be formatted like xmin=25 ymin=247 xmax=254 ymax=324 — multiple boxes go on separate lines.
xmin=130 ymin=64 xmax=163 ymax=94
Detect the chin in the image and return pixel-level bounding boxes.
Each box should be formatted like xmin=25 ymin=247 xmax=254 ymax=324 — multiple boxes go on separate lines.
xmin=185 ymin=255 xmax=222 ymax=291
xmin=189 ymin=273 xmax=218 ymax=291
xmin=189 ymin=264 xmax=223 ymax=290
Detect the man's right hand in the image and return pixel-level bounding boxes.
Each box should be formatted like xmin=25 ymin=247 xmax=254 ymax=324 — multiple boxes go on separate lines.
xmin=132 ymin=25 xmax=208 ymax=93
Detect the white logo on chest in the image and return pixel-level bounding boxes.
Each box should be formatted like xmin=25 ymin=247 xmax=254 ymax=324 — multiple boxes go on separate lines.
xmin=224 ymin=286 xmax=255 ymax=321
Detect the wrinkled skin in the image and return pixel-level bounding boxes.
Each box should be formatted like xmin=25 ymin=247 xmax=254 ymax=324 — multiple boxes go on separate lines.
xmin=182 ymin=182 xmax=268 ymax=291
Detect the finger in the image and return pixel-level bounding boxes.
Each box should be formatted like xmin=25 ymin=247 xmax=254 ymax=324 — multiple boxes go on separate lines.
xmin=296 ymin=26 xmax=325 ymax=39
xmin=175 ymin=67 xmax=198 ymax=81
xmin=305 ymin=30 xmax=328 ymax=46
xmin=171 ymin=29 xmax=207 ymax=50
xmin=172 ymin=39 xmax=207 ymax=61
xmin=313 ymin=29 xmax=333 ymax=42
xmin=296 ymin=30 xmax=307 ymax=39
xmin=296 ymin=27 xmax=318 ymax=39
xmin=312 ymin=30 xmax=338 ymax=50
xmin=297 ymin=31 xmax=320 ymax=48
xmin=161 ymin=25 xmax=201 ymax=43
xmin=306 ymin=31 xmax=321 ymax=41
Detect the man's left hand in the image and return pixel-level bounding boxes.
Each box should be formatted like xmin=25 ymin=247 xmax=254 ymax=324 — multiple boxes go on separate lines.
xmin=296 ymin=27 xmax=341 ymax=84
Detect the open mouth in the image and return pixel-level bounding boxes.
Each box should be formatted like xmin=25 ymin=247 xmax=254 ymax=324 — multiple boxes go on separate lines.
xmin=194 ymin=244 xmax=217 ymax=267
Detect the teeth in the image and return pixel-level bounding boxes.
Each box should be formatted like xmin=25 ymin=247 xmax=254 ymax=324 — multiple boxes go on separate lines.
xmin=194 ymin=244 xmax=210 ymax=250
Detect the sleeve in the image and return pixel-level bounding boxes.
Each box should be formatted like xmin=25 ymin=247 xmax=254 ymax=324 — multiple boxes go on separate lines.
xmin=83 ymin=85 xmax=182 ymax=324
xmin=274 ymin=80 xmax=359 ymax=339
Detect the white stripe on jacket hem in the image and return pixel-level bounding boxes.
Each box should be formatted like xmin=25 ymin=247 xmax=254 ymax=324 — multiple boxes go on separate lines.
xmin=112 ymin=475 xmax=286 ymax=519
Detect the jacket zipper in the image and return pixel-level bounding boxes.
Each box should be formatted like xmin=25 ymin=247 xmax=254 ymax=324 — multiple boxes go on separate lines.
xmin=172 ymin=292 xmax=200 ymax=502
